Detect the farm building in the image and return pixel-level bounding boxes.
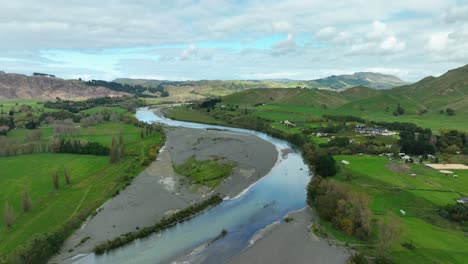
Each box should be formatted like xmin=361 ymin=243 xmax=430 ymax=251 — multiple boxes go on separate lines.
xmin=354 ymin=126 xmax=396 ymax=136
xmin=280 ymin=120 xmax=296 ymax=127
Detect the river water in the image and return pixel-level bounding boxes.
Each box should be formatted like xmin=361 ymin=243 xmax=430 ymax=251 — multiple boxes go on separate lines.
xmin=75 ymin=107 xmax=311 ymax=264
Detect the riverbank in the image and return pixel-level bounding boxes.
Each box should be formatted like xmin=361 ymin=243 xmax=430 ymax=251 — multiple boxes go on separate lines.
xmin=49 ymin=112 xmax=278 ymax=263
xmin=228 ymin=208 xmax=351 ymax=264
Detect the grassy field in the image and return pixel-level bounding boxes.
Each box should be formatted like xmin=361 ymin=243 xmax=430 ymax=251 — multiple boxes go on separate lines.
xmin=254 ymin=104 xmax=468 ymax=132
xmin=165 ymin=106 xmax=228 ymax=125
xmin=332 ymin=155 xmax=468 ymax=263
xmin=0 ymin=103 xmax=165 ymax=257
xmin=175 ymin=156 xmax=236 ymax=188
xmin=165 ymin=105 xmax=467 ymax=263
xmin=0 ymin=154 xmax=136 ymax=254
xmin=81 ymin=106 xmax=129 ymax=115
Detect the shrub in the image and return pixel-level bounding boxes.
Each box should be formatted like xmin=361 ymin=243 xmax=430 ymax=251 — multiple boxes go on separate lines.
xmin=401 ymin=241 xmax=416 ymax=250
xmin=348 ymin=253 xmax=369 ymax=264
xmin=94 ymin=194 xmax=223 ymax=254
xmin=315 ymin=155 xmax=337 ymax=177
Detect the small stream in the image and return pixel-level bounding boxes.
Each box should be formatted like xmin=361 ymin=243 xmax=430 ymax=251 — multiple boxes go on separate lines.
xmin=75 ymin=107 xmax=311 ymax=264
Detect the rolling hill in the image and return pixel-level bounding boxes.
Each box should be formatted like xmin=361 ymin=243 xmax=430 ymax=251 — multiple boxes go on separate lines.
xmin=219 ymin=64 xmax=468 ymax=131
xmin=222 ymin=86 xmax=381 ymax=108
xmin=114 ymin=72 xmax=407 ymax=103
xmin=0 ymin=73 xmax=126 ymax=99
xmin=305 ymin=72 xmax=408 ymax=90
xmin=223 ymin=65 xmax=468 ymax=114
xmin=341 ymin=64 xmax=468 ymax=114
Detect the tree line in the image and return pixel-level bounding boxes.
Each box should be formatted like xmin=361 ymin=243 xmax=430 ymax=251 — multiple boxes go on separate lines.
xmin=84 ymin=80 xmax=169 ymax=98
xmin=51 ymin=139 xmax=110 ymax=156
xmin=44 ymin=96 xmax=145 ymax=113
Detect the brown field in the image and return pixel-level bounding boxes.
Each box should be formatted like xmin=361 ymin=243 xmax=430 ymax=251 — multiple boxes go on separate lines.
xmin=425 ymin=164 xmax=468 ymax=170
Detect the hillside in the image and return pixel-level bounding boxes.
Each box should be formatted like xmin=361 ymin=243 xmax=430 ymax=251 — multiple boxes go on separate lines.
xmin=223 ymin=86 xmax=382 ymax=108
xmin=225 ymin=64 xmax=468 ymax=114
xmin=114 ymin=72 xmax=407 ymax=103
xmin=0 ymin=73 xmax=126 ymax=99
xmin=115 ymin=73 xmax=407 ymax=91
xmin=307 ymin=72 xmax=408 ymax=90
xmin=219 ymin=64 xmax=468 ymax=131
xmin=341 ymin=64 xmax=468 ymax=114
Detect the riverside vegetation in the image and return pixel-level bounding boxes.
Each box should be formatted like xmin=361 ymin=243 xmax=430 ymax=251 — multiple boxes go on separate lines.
xmin=93 ymin=194 xmax=223 ymax=254
xmin=175 ymin=156 xmax=237 ymax=188
xmin=0 ymin=97 xmax=165 ymax=264
xmin=165 ymin=66 xmax=468 ymax=264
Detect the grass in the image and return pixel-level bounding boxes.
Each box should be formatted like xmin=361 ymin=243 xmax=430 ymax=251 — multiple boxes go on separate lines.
xmin=165 ymin=106 xmax=228 ymax=125
xmin=256 ymin=103 xmax=468 ymax=133
xmin=331 ymin=155 xmax=468 ymax=263
xmin=220 ymin=86 xmax=468 ymax=132
xmin=0 ymin=154 xmax=135 ymax=254
xmin=6 ymin=126 xmax=53 ymax=141
xmin=0 ymin=102 xmax=166 ymax=256
xmin=81 ymin=106 xmax=129 ymax=115
xmin=175 ymin=156 xmax=236 ymax=188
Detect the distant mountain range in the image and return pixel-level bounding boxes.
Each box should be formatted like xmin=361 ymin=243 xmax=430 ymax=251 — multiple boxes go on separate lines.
xmin=223 ymin=64 xmax=468 ymax=115
xmin=306 ymin=72 xmax=409 ymax=90
xmin=0 ymin=72 xmax=126 ymax=99
xmin=115 ymin=72 xmax=408 ymax=91
xmin=0 ymin=67 xmax=458 ymax=104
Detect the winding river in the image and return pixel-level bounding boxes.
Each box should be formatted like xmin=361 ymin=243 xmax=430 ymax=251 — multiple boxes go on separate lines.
xmin=76 ymin=107 xmax=311 ymax=264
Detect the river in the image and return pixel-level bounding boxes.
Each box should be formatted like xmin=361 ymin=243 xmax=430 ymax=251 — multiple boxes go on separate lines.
xmin=75 ymin=107 xmax=311 ymax=264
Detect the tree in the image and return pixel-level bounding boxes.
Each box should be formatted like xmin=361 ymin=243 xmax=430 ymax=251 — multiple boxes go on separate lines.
xmin=52 ymin=170 xmax=59 ymax=190
xmin=109 ymin=136 xmax=120 ymax=163
xmin=64 ymin=167 xmax=71 ymax=184
xmin=446 ymin=108 xmax=455 ymax=116
xmin=376 ymin=213 xmax=402 ymax=259
xmin=119 ymin=133 xmax=124 ymax=158
xmin=315 ymin=155 xmax=337 ymax=177
xmin=4 ymin=201 xmax=14 ymax=228
xmin=21 ymin=189 xmax=31 ymax=212
xmin=393 ymin=103 xmax=405 ymax=116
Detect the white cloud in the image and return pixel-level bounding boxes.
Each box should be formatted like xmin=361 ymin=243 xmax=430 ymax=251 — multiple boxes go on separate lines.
xmin=380 ymin=36 xmax=406 ymax=52
xmin=368 ymin=21 xmax=388 ymax=39
xmin=271 ymin=20 xmax=292 ymax=33
xmin=0 ymin=0 xmax=466 ymax=82
xmin=316 ymin=27 xmax=337 ymax=40
xmin=444 ymin=5 xmax=468 ymax=23
xmin=180 ymin=45 xmax=198 ymax=60
xmin=347 ymin=21 xmax=406 ymax=54
xmin=271 ymin=34 xmax=300 ymax=56
xmin=426 ymin=32 xmax=450 ymax=51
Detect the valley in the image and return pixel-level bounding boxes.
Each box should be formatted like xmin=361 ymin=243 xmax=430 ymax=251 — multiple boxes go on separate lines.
xmin=0 ymin=65 xmax=467 ymax=264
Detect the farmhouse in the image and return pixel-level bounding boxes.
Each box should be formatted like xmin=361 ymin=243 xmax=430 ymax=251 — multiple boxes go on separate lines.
xmin=280 ymin=120 xmax=296 ymax=127
xmin=354 ymin=126 xmax=396 ymax=136
xmin=402 ymin=155 xmax=411 ymax=161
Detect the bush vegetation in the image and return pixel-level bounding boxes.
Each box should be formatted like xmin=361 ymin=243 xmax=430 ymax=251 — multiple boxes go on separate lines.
xmin=307 ymin=177 xmax=372 ymax=240
xmin=93 ymin=195 xmax=223 ymax=254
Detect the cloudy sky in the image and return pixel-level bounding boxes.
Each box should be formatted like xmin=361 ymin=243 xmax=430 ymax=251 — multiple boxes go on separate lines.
xmin=1 ymin=0 xmax=467 ymax=81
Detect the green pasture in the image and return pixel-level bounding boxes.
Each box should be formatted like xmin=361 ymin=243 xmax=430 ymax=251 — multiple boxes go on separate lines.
xmin=0 ymin=154 xmax=135 ymax=254
xmin=175 ymin=156 xmax=236 ymax=188
xmin=332 ymin=155 xmax=468 ymax=263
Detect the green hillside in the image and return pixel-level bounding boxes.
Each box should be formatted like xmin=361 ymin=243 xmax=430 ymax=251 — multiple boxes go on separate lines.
xmin=219 ymin=64 xmax=468 ymax=131
xmin=223 ymin=88 xmax=350 ymax=108
xmin=114 ymin=72 xmax=408 ymax=104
